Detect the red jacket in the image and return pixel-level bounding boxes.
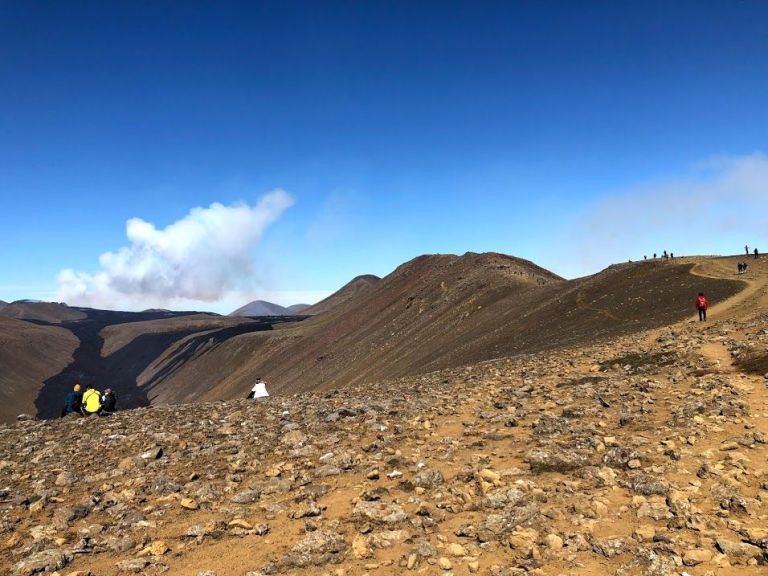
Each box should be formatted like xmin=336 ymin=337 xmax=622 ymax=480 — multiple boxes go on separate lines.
xmin=696 ymin=295 xmax=708 ymax=310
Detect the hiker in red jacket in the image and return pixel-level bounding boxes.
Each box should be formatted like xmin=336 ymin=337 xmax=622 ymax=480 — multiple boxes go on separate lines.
xmin=696 ymin=292 xmax=708 ymax=322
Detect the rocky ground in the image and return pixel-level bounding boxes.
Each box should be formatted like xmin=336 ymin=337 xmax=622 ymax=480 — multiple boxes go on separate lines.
xmin=1 ymin=257 xmax=767 ymax=576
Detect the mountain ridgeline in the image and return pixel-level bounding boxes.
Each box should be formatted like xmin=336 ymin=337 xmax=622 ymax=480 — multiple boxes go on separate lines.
xmin=0 ymin=252 xmax=745 ymax=422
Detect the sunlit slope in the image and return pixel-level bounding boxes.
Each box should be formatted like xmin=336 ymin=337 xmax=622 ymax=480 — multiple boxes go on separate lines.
xmin=138 ymin=254 xmax=743 ymax=404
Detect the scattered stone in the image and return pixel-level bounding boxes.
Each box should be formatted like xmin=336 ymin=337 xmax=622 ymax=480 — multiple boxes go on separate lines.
xmin=447 ymin=542 xmax=467 ymax=556
xmin=352 ymin=500 xmax=408 ymax=524
xmin=14 ymin=549 xmax=72 ymax=576
xmin=527 ymin=448 xmax=589 ymax=473
xmin=115 ymin=558 xmax=150 ymax=573
xmin=683 ymin=548 xmax=713 ymax=566
xmin=283 ymin=530 xmax=348 ymax=567
xmin=413 ymin=468 xmax=444 ymax=488
xmin=54 ymin=471 xmax=77 ymax=487
xmin=592 ymin=537 xmax=628 ymax=558
xmin=544 ymin=533 xmax=563 ymax=549
xmin=478 ymin=468 xmax=501 ymax=483
xmin=715 ymin=538 xmax=762 ymax=564
xmin=231 ymin=489 xmax=261 ymax=504
xmin=138 ymin=540 xmax=169 ymax=557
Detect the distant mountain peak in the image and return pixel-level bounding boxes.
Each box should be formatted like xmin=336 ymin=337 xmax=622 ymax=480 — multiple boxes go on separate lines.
xmin=230 ymin=300 xmax=291 ymax=317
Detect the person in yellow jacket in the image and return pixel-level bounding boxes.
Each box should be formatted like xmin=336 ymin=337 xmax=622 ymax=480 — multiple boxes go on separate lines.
xmin=80 ymin=384 xmax=102 ymax=416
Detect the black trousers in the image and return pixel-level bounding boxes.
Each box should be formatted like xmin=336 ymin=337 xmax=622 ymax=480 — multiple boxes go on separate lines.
xmin=698 ymin=307 xmax=706 ymax=321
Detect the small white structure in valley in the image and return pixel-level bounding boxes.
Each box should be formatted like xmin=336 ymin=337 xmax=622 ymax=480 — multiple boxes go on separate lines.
xmin=248 ymin=378 xmax=269 ymax=399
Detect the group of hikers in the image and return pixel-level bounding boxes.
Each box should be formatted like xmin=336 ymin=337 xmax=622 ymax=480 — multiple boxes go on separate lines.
xmin=696 ymin=244 xmax=761 ymax=320
xmin=61 ymin=383 xmax=117 ymax=417
xmin=60 ymin=375 xmax=264 ymax=417
xmin=737 ymin=261 xmax=750 ymax=274
xmin=643 ymin=250 xmax=674 ymax=260
xmin=738 ymin=245 xmax=759 ymax=274
xmin=642 ymin=246 xmax=759 ymax=265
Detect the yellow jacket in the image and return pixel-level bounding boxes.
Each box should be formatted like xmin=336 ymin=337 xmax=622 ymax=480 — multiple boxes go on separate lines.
xmin=82 ymin=389 xmax=102 ymax=413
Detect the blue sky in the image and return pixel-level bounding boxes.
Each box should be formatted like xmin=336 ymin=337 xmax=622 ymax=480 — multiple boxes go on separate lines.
xmin=1 ymin=1 xmax=767 ymax=312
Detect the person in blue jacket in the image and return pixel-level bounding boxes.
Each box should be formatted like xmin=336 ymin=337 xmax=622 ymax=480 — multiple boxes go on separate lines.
xmin=61 ymin=383 xmax=83 ymax=417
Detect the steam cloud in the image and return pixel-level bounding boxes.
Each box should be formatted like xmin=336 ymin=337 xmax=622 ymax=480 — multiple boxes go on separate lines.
xmin=58 ymin=189 xmax=294 ymax=310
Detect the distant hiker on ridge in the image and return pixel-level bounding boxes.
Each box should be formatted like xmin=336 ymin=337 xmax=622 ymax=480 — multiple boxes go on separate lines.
xmin=695 ymin=292 xmax=708 ymax=322
xmin=663 ymin=250 xmax=668 ymax=259
xmin=653 ymin=253 xmax=657 ymax=259
xmin=743 ymin=262 xmax=748 ymax=274
xmin=81 ymin=384 xmax=102 ymax=416
xmin=61 ymin=383 xmax=83 ymax=417
xmin=737 ymin=262 xmax=743 ymax=275
xmin=745 ymin=245 xmax=749 ymax=256
xmin=755 ymin=248 xmax=759 ymax=259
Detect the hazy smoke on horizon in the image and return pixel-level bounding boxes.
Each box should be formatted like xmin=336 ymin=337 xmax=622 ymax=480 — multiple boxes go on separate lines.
xmin=57 ymin=189 xmax=294 ymax=310
xmin=561 ymin=152 xmax=768 ymax=277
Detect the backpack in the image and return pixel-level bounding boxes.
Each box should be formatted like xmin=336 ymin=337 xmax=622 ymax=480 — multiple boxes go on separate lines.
xmin=102 ymin=392 xmax=116 ymax=412
xmin=82 ymin=389 xmax=102 ymax=413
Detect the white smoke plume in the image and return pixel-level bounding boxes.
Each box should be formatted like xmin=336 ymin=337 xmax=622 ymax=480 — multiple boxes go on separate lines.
xmin=57 ymin=189 xmax=294 ymax=310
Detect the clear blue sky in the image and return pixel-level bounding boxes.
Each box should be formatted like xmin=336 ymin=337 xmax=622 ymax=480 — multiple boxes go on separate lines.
xmin=1 ymin=1 xmax=767 ymax=312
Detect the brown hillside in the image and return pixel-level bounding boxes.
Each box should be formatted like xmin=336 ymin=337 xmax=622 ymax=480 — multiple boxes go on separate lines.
xmin=100 ymin=314 xmax=258 ymax=357
xmin=29 ymin=310 xmax=306 ymax=421
xmin=0 ymin=304 xmax=312 ymax=423
xmin=0 ymin=301 xmax=86 ymax=323
xmin=133 ymin=252 xmax=560 ymax=403
xmin=0 ymin=254 xmax=746 ymax=423
xmin=304 ymin=273 xmax=381 ymax=315
xmin=137 ymin=253 xmax=741 ymax=405
xmin=0 ymin=316 xmax=78 ymax=421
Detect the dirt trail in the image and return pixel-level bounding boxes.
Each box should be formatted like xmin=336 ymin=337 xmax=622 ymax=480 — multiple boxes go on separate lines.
xmin=636 ymin=254 xmax=765 ymax=352
xmin=699 ymin=341 xmax=734 ymax=369
xmin=686 ymin=255 xmax=768 ymax=320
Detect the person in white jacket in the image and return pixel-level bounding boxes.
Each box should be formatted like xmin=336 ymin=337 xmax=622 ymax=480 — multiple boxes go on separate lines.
xmin=247 ymin=377 xmax=269 ymax=399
